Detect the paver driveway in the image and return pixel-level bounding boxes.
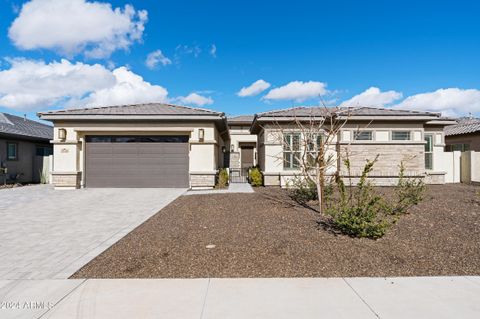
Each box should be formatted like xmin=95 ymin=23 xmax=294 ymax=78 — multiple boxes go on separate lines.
xmin=0 ymin=185 xmax=185 ymax=279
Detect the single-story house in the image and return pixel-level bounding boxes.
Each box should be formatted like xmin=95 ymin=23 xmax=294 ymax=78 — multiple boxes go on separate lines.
xmin=445 ymin=117 xmax=480 ymax=152
xmin=0 ymin=112 xmax=53 ymax=183
xmin=251 ymin=106 xmax=456 ymax=186
xmin=38 ymin=103 xmax=229 ymax=189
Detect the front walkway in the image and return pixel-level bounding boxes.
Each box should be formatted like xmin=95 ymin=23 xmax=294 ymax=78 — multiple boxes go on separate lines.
xmin=0 ymin=277 xmax=478 ymax=318
xmin=0 ymin=185 xmax=185 ymax=280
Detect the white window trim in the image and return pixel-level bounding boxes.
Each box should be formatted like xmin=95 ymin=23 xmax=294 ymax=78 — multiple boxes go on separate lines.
xmin=424 ymin=133 xmax=434 ymax=171
xmin=391 ymin=130 xmax=412 ymax=141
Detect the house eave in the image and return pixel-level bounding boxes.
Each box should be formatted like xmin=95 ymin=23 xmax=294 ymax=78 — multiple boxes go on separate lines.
xmin=38 ymin=114 xmax=225 ymax=121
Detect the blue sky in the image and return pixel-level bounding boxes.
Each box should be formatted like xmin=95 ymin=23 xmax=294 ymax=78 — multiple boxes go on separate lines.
xmin=1 ymin=0 xmax=480 ymax=121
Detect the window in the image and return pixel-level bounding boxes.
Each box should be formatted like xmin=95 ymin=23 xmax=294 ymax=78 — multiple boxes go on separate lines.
xmin=446 ymin=144 xmax=470 ymax=152
xmin=283 ymin=133 xmax=301 ymax=169
xmin=424 ymin=134 xmax=433 ymax=170
xmin=306 ymin=134 xmax=323 ymax=166
xmin=392 ymin=131 xmax=411 ymax=141
xmin=36 ymin=146 xmax=53 ymax=156
xmin=7 ymin=142 xmax=18 ymax=160
xmin=354 ymin=131 xmax=373 ymax=141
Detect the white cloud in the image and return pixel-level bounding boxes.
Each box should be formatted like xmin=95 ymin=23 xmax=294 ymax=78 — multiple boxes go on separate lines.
xmin=237 ymin=79 xmax=271 ymax=97
xmin=176 ymin=93 xmax=213 ymax=107
xmin=8 ymin=0 xmax=148 ymax=59
xmin=209 ymin=44 xmax=217 ymax=58
xmin=74 ymin=67 xmax=169 ymax=107
xmin=340 ymin=87 xmax=403 ymax=107
xmin=0 ymin=58 xmax=170 ymax=111
xmin=0 ymin=58 xmax=115 ymax=110
xmin=145 ymin=50 xmax=172 ymax=69
xmin=263 ymin=81 xmax=328 ymax=102
xmin=175 ymin=44 xmax=201 ymax=61
xmin=394 ymin=88 xmax=480 ymax=116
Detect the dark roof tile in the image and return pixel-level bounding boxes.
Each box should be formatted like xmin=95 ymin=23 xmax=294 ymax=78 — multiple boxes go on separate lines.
xmin=0 ymin=113 xmax=52 ymax=140
xmin=445 ymin=117 xmax=480 ymax=136
xmin=39 ymin=103 xmax=223 ymax=116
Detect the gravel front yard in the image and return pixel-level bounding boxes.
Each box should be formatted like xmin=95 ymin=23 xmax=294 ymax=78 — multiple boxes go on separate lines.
xmin=72 ymin=184 xmax=480 ymax=278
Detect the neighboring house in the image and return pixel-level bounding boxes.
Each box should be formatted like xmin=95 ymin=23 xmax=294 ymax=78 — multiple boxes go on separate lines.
xmin=445 ymin=117 xmax=480 ymax=151
xmin=0 ymin=113 xmax=53 ymax=183
xmin=251 ymin=106 xmax=456 ymax=186
xmin=38 ymin=103 xmax=229 ymax=190
xmin=227 ymin=115 xmax=257 ymax=170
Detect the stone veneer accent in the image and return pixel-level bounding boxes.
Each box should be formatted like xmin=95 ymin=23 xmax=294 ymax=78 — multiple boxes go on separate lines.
xmin=425 ymin=172 xmax=445 ymax=185
xmin=339 ymin=144 xmax=424 ymax=177
xmin=190 ymin=173 xmax=216 ymax=188
xmin=52 ymin=172 xmax=81 ymax=188
xmin=229 ymin=152 xmax=241 ymax=169
xmin=264 ymin=174 xmax=281 ymax=186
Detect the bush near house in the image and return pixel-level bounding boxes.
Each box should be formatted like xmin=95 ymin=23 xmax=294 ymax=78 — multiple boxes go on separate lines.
xmin=285 ymin=157 xmax=426 ymax=239
xmin=324 ymin=157 xmax=426 ymax=239
xmin=288 ymin=177 xmax=318 ymax=203
xmin=217 ymin=168 xmax=229 ymax=188
xmin=249 ymin=166 xmax=263 ymax=187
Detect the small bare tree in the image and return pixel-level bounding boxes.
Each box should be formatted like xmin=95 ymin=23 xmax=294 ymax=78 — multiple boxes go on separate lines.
xmin=268 ymin=105 xmax=351 ymax=214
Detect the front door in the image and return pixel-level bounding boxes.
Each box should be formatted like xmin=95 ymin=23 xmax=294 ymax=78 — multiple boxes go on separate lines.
xmin=241 ymin=147 xmax=254 ymax=169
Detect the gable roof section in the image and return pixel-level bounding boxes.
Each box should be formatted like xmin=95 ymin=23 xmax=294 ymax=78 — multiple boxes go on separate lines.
xmin=227 ymin=115 xmax=254 ymax=125
xmin=255 ymin=106 xmax=440 ymax=119
xmin=257 ymin=106 xmax=332 ymax=118
xmin=0 ymin=113 xmax=53 ymax=141
xmin=38 ymin=103 xmax=223 ymax=118
xmin=251 ymin=106 xmax=444 ymax=133
xmin=336 ymin=106 xmax=441 ymax=117
xmin=38 ymin=103 xmax=229 ymax=140
xmin=445 ymin=118 xmax=480 ymax=136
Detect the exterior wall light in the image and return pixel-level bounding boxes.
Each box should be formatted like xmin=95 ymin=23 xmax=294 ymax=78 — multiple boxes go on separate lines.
xmin=198 ymin=128 xmax=205 ymax=142
xmin=58 ymin=128 xmax=67 ymax=140
xmin=231 ymin=144 xmax=235 ymax=152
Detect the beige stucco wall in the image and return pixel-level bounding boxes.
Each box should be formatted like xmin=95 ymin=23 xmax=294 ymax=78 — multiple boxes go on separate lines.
xmin=446 ymin=132 xmax=480 ymax=152
xmin=259 ymin=121 xmax=452 ymax=187
xmin=50 ymin=121 xmax=225 ymax=189
xmin=0 ymin=138 xmax=50 ymax=183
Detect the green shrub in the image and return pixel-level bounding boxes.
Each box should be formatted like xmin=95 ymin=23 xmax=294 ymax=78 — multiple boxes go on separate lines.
xmin=333 ymin=205 xmax=391 ymax=239
xmin=393 ymin=162 xmax=426 ymax=215
xmin=249 ymin=167 xmax=263 ymax=187
xmin=288 ymin=177 xmax=318 ymax=203
xmin=326 ymin=156 xmax=394 ymax=239
xmin=217 ymin=168 xmax=229 ymax=188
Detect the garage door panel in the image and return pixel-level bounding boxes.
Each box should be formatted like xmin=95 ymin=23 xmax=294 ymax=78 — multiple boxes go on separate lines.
xmin=86 ymin=137 xmax=189 ymax=188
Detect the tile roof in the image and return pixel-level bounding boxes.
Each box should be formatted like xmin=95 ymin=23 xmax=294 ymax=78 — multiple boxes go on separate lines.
xmin=227 ymin=115 xmax=254 ymax=123
xmin=444 ymin=117 xmax=480 ymax=136
xmin=337 ymin=106 xmax=441 ymax=117
xmin=257 ymin=106 xmax=333 ymax=118
xmin=256 ymin=106 xmax=441 ymax=118
xmin=38 ymin=103 xmax=223 ymax=116
xmin=0 ymin=113 xmax=53 ymax=140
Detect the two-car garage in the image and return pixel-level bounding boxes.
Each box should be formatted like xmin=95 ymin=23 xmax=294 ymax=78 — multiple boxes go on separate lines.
xmin=85 ymin=135 xmax=190 ymax=188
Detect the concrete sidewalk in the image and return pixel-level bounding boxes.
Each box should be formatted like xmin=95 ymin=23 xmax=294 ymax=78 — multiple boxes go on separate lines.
xmin=1 ymin=277 xmax=479 ymax=319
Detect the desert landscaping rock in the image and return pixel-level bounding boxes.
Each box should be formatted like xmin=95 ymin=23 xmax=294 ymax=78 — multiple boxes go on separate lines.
xmin=72 ymin=184 xmax=480 ymax=278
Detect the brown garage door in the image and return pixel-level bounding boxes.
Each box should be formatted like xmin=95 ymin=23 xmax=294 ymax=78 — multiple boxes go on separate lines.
xmin=85 ymin=135 xmax=189 ymax=188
